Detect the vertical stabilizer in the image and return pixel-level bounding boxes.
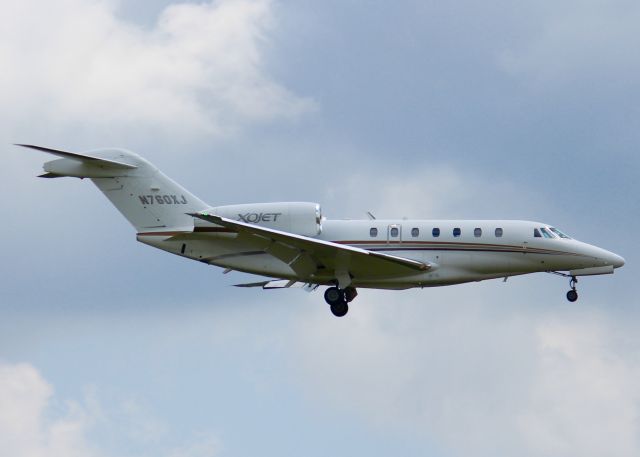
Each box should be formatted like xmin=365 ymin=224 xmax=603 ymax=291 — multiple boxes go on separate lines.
xmin=20 ymin=145 xmax=209 ymax=232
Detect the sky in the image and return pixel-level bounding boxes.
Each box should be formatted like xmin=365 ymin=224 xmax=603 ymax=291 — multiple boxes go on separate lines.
xmin=1 ymin=0 xmax=639 ymax=456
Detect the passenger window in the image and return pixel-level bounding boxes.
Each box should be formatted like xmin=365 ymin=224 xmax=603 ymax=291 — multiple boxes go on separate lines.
xmin=474 ymin=228 xmax=482 ymax=237
xmin=370 ymin=227 xmax=378 ymax=237
xmin=432 ymin=227 xmax=440 ymax=237
xmin=534 ymin=228 xmax=541 ymax=238
xmin=453 ymin=227 xmax=461 ymax=237
xmin=495 ymin=227 xmax=503 ymax=237
xmin=390 ymin=227 xmax=399 ymax=237
xmin=411 ymin=227 xmax=419 ymax=237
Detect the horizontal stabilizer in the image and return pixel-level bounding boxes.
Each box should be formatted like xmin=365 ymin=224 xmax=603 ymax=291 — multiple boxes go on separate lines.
xmin=16 ymin=144 xmax=138 ymax=169
xmin=38 ymin=172 xmax=64 ymax=178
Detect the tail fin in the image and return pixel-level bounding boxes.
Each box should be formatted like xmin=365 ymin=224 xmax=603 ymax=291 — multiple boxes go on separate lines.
xmin=19 ymin=144 xmax=209 ymax=232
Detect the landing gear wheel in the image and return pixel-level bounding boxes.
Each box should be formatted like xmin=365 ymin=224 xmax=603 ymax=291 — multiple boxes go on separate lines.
xmin=344 ymin=286 xmax=358 ymax=303
xmin=324 ymin=286 xmax=354 ymax=317
xmin=566 ymin=289 xmax=578 ymax=302
xmin=324 ymin=287 xmax=343 ymax=305
xmin=566 ymin=276 xmax=578 ymax=302
xmin=330 ymin=301 xmax=349 ymax=317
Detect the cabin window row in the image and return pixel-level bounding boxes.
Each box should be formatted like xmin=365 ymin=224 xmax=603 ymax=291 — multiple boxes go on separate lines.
xmin=369 ymin=227 xmax=504 ymax=238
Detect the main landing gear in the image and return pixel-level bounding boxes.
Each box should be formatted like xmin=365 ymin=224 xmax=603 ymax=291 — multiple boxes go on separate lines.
xmin=324 ymin=286 xmax=358 ymax=317
xmin=566 ymin=276 xmax=578 ymax=302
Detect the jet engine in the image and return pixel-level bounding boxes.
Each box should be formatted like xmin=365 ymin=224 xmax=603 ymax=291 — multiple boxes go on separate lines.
xmin=204 ymin=202 xmax=323 ymax=237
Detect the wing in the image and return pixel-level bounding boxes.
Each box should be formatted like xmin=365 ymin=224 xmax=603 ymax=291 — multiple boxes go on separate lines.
xmin=189 ymin=212 xmax=430 ymax=287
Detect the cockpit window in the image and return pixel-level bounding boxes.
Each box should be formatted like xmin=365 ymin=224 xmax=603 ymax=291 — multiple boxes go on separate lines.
xmin=549 ymin=227 xmax=571 ymax=239
xmin=534 ymin=228 xmax=541 ymax=238
xmin=539 ymin=227 xmax=554 ymax=239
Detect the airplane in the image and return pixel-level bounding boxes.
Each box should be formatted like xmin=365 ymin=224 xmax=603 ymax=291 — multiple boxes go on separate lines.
xmin=19 ymin=144 xmax=625 ymax=317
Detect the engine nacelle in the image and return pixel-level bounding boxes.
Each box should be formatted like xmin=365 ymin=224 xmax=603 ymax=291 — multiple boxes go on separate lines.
xmin=205 ymin=202 xmax=323 ymax=237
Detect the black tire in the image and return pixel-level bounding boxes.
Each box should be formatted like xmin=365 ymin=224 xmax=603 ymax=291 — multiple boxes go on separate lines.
xmin=330 ymin=301 xmax=348 ymax=317
xmin=344 ymin=286 xmax=358 ymax=303
xmin=324 ymin=287 xmax=343 ymax=305
xmin=566 ymin=290 xmax=578 ymax=302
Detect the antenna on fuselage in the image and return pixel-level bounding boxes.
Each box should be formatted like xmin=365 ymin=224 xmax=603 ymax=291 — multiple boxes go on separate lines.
xmin=366 ymin=211 xmax=376 ymax=220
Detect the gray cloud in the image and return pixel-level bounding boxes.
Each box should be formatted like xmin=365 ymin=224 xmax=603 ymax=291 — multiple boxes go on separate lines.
xmin=3 ymin=1 xmax=639 ymax=456
xmin=499 ymin=1 xmax=640 ymax=87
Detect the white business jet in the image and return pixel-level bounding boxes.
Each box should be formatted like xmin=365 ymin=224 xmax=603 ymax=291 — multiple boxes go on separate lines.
xmin=20 ymin=144 xmax=624 ymax=317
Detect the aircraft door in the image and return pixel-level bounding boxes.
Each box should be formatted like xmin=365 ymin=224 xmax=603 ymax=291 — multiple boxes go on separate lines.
xmin=387 ymin=224 xmax=402 ymax=244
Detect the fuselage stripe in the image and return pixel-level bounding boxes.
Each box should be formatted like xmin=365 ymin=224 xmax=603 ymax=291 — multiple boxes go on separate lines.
xmin=332 ymin=241 xmax=583 ymax=257
xmin=135 ymin=232 xmax=584 ymax=258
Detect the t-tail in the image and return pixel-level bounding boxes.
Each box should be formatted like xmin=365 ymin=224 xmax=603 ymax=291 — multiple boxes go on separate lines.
xmin=18 ymin=144 xmax=209 ymax=232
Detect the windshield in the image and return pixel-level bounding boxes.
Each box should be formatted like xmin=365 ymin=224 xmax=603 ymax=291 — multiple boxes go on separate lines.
xmin=549 ymin=227 xmax=571 ymax=239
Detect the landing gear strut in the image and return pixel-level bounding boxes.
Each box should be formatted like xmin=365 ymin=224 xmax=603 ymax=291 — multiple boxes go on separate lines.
xmin=566 ymin=276 xmax=578 ymax=302
xmin=324 ymin=286 xmax=357 ymax=317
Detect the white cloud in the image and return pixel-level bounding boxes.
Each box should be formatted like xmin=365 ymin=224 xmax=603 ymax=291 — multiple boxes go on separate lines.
xmin=0 ymin=0 xmax=314 ymax=137
xmin=0 ymin=362 xmax=98 ymax=457
xmin=290 ymin=293 xmax=640 ymax=457
xmin=0 ymin=362 xmax=221 ymax=457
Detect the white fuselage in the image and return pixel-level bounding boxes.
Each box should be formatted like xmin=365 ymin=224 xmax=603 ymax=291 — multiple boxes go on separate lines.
xmin=23 ymin=144 xmax=624 ymax=314
xmin=138 ymin=218 xmax=624 ymax=289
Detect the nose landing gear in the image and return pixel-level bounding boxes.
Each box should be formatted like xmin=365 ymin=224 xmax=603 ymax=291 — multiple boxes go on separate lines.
xmin=547 ymin=271 xmax=580 ymax=302
xmin=566 ymin=276 xmax=578 ymax=302
xmin=547 ymin=271 xmax=578 ymax=303
xmin=324 ymin=286 xmax=357 ymax=317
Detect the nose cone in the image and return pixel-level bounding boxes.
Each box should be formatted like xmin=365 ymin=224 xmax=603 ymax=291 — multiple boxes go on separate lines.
xmin=574 ymin=242 xmax=625 ymax=270
xmin=600 ymin=247 xmax=625 ymax=268
xmin=611 ymin=253 xmax=625 ymax=269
